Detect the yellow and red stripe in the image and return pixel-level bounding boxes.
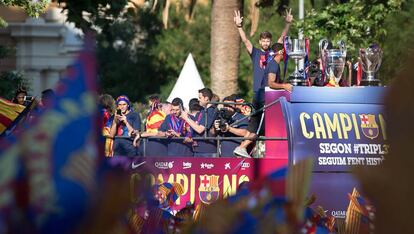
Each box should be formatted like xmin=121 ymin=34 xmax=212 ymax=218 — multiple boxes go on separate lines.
xmin=146 ymin=110 xmax=166 ymax=133
xmin=0 ymin=98 xmax=25 ymax=134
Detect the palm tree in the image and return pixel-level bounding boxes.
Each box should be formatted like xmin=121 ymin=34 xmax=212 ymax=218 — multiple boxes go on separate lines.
xmin=210 ymin=0 xmax=242 ymax=99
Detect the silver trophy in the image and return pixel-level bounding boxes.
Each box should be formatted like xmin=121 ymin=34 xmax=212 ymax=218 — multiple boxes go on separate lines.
xmin=319 ymin=39 xmax=346 ymax=87
xmin=359 ymin=45 xmax=383 ymax=86
xmin=287 ymin=37 xmax=307 ymax=86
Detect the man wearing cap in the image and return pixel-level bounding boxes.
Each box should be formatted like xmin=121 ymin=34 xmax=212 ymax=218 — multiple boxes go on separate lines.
xmin=110 ymin=95 xmax=141 ymax=156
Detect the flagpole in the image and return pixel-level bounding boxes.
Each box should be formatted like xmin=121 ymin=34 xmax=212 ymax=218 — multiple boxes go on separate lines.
xmin=299 ymin=0 xmax=305 ymax=70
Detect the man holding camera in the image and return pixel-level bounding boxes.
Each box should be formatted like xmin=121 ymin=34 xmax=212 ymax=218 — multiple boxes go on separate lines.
xmin=212 ymin=96 xmax=249 ymax=157
xmin=110 ymin=95 xmax=141 ymax=156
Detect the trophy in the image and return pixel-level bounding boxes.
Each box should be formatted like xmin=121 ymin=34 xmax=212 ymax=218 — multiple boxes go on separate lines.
xmin=359 ymin=44 xmax=383 ymax=86
xmin=319 ymin=39 xmax=346 ymax=87
xmin=287 ymin=37 xmax=307 ymax=86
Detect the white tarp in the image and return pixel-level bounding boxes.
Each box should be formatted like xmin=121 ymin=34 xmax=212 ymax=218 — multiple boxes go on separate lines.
xmin=167 ymin=53 xmax=205 ymax=109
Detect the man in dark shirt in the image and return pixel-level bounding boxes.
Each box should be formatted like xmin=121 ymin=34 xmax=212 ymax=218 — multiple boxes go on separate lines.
xmin=234 ymin=43 xmax=292 ymax=158
xmin=180 ymin=88 xmax=217 ymax=157
xmin=110 ymin=95 xmax=141 ymax=156
xmin=158 ymin=98 xmax=193 ymax=157
xmin=212 ymin=95 xmax=249 ymax=157
xmin=233 ymin=9 xmax=293 ymax=101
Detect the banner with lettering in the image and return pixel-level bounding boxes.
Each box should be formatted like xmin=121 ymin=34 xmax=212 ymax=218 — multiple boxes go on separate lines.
xmin=128 ymin=157 xmax=287 ymax=211
xmin=286 ymin=87 xmax=388 ymax=172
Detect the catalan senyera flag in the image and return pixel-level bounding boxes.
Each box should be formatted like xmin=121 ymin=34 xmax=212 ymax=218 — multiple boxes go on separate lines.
xmin=145 ymin=110 xmax=166 ymax=133
xmin=0 ymin=98 xmax=25 ymax=134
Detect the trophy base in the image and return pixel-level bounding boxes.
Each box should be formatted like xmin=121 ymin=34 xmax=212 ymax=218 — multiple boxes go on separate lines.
xmin=288 ymin=78 xmax=308 ymax=86
xmin=360 ymin=80 xmax=380 ymax=86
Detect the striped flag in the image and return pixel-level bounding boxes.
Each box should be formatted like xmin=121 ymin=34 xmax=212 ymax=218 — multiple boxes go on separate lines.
xmin=0 ymin=98 xmax=25 ymax=134
xmin=345 ymin=188 xmax=372 ymax=234
xmin=0 ymin=35 xmax=101 ymax=234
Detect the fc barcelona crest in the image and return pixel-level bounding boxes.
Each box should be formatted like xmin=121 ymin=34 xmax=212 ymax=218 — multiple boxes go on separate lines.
xmin=359 ymin=114 xmax=379 ymax=139
xmin=199 ymin=175 xmax=220 ymax=204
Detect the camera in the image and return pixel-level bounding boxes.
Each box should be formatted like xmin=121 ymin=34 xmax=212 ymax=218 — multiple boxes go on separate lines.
xmin=308 ymin=63 xmax=325 ymax=86
xmin=24 ymin=96 xmax=33 ymax=101
xmin=216 ymin=109 xmax=233 ymax=131
xmin=116 ymin=109 xmax=122 ymax=115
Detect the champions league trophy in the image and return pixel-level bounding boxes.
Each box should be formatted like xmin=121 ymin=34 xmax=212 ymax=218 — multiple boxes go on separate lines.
xmin=287 ymin=37 xmax=307 ymax=86
xmin=359 ymin=44 xmax=383 ymax=86
xmin=319 ymin=39 xmax=347 ymax=87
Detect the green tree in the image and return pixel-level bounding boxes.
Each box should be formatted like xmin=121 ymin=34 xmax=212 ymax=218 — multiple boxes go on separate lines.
xmin=210 ymin=0 xmax=242 ymax=100
xmin=97 ymin=8 xmax=172 ymax=102
xmin=59 ymin=0 xmax=128 ymax=31
xmin=0 ymin=0 xmax=49 ymax=27
xmin=0 ymin=71 xmax=27 ymax=100
xmin=380 ymin=0 xmax=414 ymax=83
xmin=294 ymin=0 xmax=405 ymax=83
xmin=149 ymin=3 xmax=211 ymax=100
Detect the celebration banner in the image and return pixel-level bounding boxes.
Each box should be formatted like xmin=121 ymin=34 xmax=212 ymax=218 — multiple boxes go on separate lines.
xmin=265 ymin=86 xmax=388 ymax=172
xmin=289 ymin=104 xmax=387 ymax=171
xmin=264 ymin=86 xmax=388 ymax=215
xmin=128 ymin=157 xmax=287 ymax=211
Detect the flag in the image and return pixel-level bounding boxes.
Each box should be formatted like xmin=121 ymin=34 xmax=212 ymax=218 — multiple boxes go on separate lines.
xmin=249 ymin=166 xmax=287 ymax=198
xmin=0 ymin=99 xmax=37 ymax=138
xmin=0 ymin=98 xmax=25 ymax=135
xmin=146 ymin=110 xmax=166 ymax=133
xmin=345 ymin=188 xmax=372 ymax=234
xmin=0 ymin=35 xmax=100 ymax=234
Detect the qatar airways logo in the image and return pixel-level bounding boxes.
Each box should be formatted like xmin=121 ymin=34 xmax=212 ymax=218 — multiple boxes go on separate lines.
xmin=154 ymin=161 xmax=174 ymax=169
xmin=331 ymin=210 xmax=346 ymax=218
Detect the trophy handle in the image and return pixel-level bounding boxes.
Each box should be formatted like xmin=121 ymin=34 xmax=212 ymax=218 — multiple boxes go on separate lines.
xmin=338 ymin=40 xmax=347 ymax=57
xmin=318 ymin=38 xmax=329 ymax=57
xmin=285 ymin=36 xmax=292 ymax=52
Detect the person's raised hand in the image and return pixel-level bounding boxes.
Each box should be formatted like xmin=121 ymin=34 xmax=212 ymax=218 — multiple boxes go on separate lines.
xmin=233 ymin=10 xmax=243 ymax=27
xmin=284 ymin=8 xmax=293 ymax=24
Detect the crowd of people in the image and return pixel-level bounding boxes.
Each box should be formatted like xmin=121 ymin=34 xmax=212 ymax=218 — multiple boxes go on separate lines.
xmin=101 ymin=88 xmax=252 ymax=158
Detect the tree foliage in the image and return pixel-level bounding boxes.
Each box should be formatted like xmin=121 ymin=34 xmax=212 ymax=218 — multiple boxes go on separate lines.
xmin=96 ymin=7 xmax=173 ymax=102
xmin=0 ymin=71 xmax=27 ymax=100
xmin=380 ymin=0 xmax=414 ymax=83
xmin=295 ymin=0 xmax=404 ymax=57
xmin=149 ymin=3 xmax=211 ymax=101
xmin=293 ymin=0 xmax=412 ymax=84
xmin=59 ymin=0 xmax=128 ymax=31
xmin=0 ymin=0 xmax=50 ymax=27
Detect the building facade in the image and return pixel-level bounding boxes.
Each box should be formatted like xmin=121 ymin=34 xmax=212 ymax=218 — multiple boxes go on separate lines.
xmin=0 ymin=4 xmax=83 ymax=96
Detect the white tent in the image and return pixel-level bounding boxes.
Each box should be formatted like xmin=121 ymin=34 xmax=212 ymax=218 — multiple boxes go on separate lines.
xmin=167 ymin=53 xmax=205 ymax=109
